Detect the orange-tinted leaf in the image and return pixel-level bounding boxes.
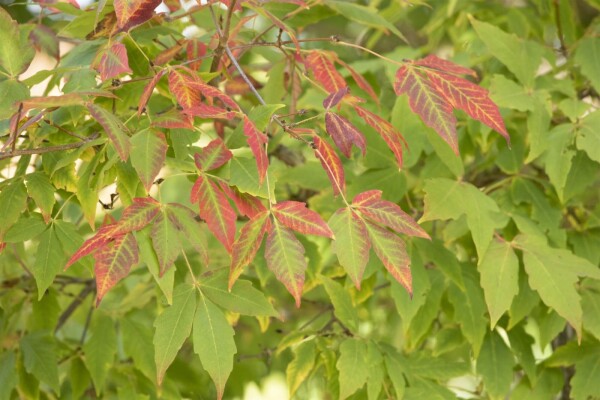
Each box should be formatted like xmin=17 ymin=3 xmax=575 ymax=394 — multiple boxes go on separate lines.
xmin=95 ymin=42 xmax=132 ymax=81
xmin=335 ymin=57 xmax=379 ymax=104
xmin=426 ymin=70 xmax=510 ymax=144
xmin=313 ymin=135 xmax=345 ymax=196
xmin=219 ymin=183 xmax=266 ymax=219
xmin=242 ymin=115 xmax=269 ymax=185
xmin=328 ymin=207 xmax=370 ymax=289
xmin=164 ymin=0 xmax=181 ymax=12
xmin=225 ymin=74 xmax=264 ymax=96
xmin=113 ymin=197 xmax=161 ymax=235
xmin=352 ymin=190 xmax=429 ymax=239
xmin=138 ymin=69 xmax=166 ymax=116
xmin=186 ymin=39 xmax=207 ymax=71
xmin=152 ymin=110 xmax=194 ymax=130
xmin=265 ymin=220 xmax=306 ymax=307
xmin=323 ymin=87 xmax=349 ymax=110
xmin=65 ymin=224 xmax=118 ymax=269
xmin=324 ymin=112 xmax=366 ymax=158
xmin=168 ymin=69 xmax=202 ymax=109
xmin=114 ymin=0 xmax=162 ymax=32
xmin=229 ymin=210 xmax=270 ymax=289
xmin=272 ymin=201 xmax=333 ymax=238
xmin=187 ymin=79 xmax=239 ymax=111
xmin=415 ymin=54 xmax=477 ymax=78
xmin=183 ymin=104 xmax=237 ymax=120
xmin=87 ymin=103 xmax=131 ymax=161
xmin=190 ymin=174 xmax=236 ymax=252
xmin=151 ymin=210 xmax=180 ymax=275
xmin=194 ymin=137 xmax=233 ymax=171
xmin=131 ymin=129 xmax=168 ymax=191
xmin=94 ymin=232 xmax=138 ymax=305
xmin=22 ymin=93 xmax=86 ymax=111
xmin=364 ymin=221 xmax=411 ymax=295
xmin=154 ymin=40 xmax=185 ymax=66
xmin=305 ymin=51 xmax=347 ymax=94
xmin=355 ymin=106 xmax=405 ymax=168
xmin=394 ymin=64 xmax=458 ymax=154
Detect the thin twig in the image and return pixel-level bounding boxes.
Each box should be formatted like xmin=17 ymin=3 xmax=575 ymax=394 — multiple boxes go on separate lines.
xmin=55 ymin=280 xmax=95 ymax=334
xmin=0 ymin=134 xmax=100 ymax=161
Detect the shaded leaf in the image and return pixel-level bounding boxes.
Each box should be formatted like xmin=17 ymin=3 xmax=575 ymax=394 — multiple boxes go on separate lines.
xmin=335 ymin=58 xmax=379 ymax=104
xmin=364 ymin=221 xmax=412 ymax=295
xmin=138 ymin=69 xmax=166 ymax=115
xmin=131 ymin=129 xmax=167 ymax=191
xmin=32 ymin=226 xmax=66 ymax=300
xmin=25 ymin=172 xmax=56 ymax=223
xmin=151 ymin=210 xmax=180 ymax=276
xmin=0 ymin=179 xmax=29 ymax=240
xmin=323 ymin=87 xmax=349 ymax=109
xmin=337 ymin=338 xmax=368 ymax=400
xmin=193 ymin=295 xmax=236 ymax=400
xmin=219 ymin=183 xmax=266 ymax=219
xmin=313 ymin=135 xmax=345 ymax=196
xmin=166 ymin=203 xmax=209 ymax=266
xmin=154 ymin=283 xmax=196 ymax=384
xmin=352 ymin=190 xmax=429 ymax=238
xmin=286 ymin=340 xmax=316 ymax=397
xmin=477 ymin=331 xmax=515 ymax=399
xmin=272 ymin=201 xmax=333 ymax=238
xmin=87 ymin=103 xmax=131 ymax=161
xmin=324 ymin=112 xmax=366 ymax=158
xmin=191 ymin=174 xmax=236 ymax=252
xmin=83 ymin=314 xmax=117 ymax=395
xmin=94 ymin=232 xmax=138 ymax=305
xmin=229 ymin=210 xmax=270 ymax=289
xmin=265 ymin=220 xmax=307 ymax=307
xmin=329 ymin=207 xmax=370 ymax=288
xmin=321 ymin=275 xmax=359 ymax=333
xmin=20 ymin=332 xmax=60 ymax=394
xmin=194 ymin=137 xmax=233 ymax=172
xmin=184 ymin=104 xmax=237 ymax=120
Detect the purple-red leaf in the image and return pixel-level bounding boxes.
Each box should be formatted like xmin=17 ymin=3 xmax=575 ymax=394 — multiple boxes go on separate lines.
xmin=352 ymin=190 xmax=430 ymax=239
xmin=313 ymin=136 xmax=345 ymax=196
xmin=138 ymin=69 xmax=166 ymax=116
xmin=415 ymin=54 xmax=477 ymax=78
xmin=328 ymin=207 xmax=371 ymax=289
xmin=187 ymin=79 xmax=240 ymax=111
xmin=113 ymin=197 xmax=161 ymax=235
xmin=190 ymin=174 xmax=236 ymax=252
xmin=219 ymin=183 xmax=267 ymax=219
xmin=323 ymin=87 xmax=349 ymax=109
xmin=151 ymin=110 xmax=194 ymax=130
xmin=229 ymin=210 xmax=270 ymax=289
xmin=186 ymin=39 xmax=207 ymax=71
xmin=305 ymin=50 xmax=347 ymax=94
xmin=114 ymin=0 xmax=161 ymax=32
xmin=272 ymin=201 xmax=333 ymax=238
xmin=183 ymin=104 xmax=237 ymax=120
xmin=355 ymin=106 xmax=405 ymax=168
xmin=242 ymin=115 xmax=269 ymax=185
xmin=87 ymin=103 xmax=131 ymax=161
xmin=94 ymin=232 xmax=138 ymax=305
xmin=324 ymin=112 xmax=366 ymax=158
xmin=335 ymin=57 xmax=379 ymax=104
xmin=265 ymin=220 xmax=307 ymax=307
xmin=194 ymin=137 xmax=233 ymax=171
xmin=364 ymin=221 xmax=412 ymax=295
xmin=168 ymin=69 xmax=202 ymax=109
xmin=95 ymin=42 xmax=132 ymax=81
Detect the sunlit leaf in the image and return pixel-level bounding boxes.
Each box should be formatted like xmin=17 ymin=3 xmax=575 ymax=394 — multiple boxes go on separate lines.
xmin=229 ymin=210 xmax=270 ymax=289
xmin=87 ymin=103 xmax=131 ymax=161
xmin=95 ymin=42 xmax=132 ymax=81
xmin=94 ymin=232 xmax=138 ymax=304
xmin=305 ymin=50 xmax=346 ymax=94
xmin=242 ymin=115 xmax=269 ymax=184
xmin=272 ymin=201 xmax=333 ymax=238
xmin=114 ymin=0 xmax=162 ymax=32
xmin=131 ymin=129 xmax=167 ymax=191
xmin=194 ymin=137 xmax=233 ymax=172
xmin=313 ymin=135 xmax=345 ymax=196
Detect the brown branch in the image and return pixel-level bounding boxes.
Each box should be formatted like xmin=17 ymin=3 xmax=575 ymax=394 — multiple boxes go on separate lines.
xmin=208 ymin=0 xmax=238 ymax=80
xmin=0 ymin=134 xmax=100 ymax=161
xmin=54 ymin=280 xmax=95 ymax=334
xmin=553 ymin=0 xmax=569 ymax=58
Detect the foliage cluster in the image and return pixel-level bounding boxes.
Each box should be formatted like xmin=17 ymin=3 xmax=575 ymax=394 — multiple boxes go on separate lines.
xmin=1 ymin=0 xmax=600 ymax=399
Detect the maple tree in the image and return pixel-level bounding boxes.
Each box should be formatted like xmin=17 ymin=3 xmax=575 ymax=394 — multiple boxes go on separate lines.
xmin=1 ymin=0 xmax=600 ymax=399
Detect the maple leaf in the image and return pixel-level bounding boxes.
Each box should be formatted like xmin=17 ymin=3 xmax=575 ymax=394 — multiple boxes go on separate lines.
xmin=219 ymin=183 xmax=266 ymax=219
xmin=65 ymin=224 xmax=118 ymax=269
xmin=305 ymin=50 xmax=347 ymax=94
xmin=364 ymin=221 xmax=412 ymax=295
xmin=183 ymin=104 xmax=237 ymax=120
xmin=313 ymin=136 xmax=346 ymax=196
xmin=324 ymin=112 xmax=366 ymax=158
xmin=190 ymin=174 xmax=236 ymax=252
xmin=112 ymin=197 xmax=161 ymax=235
xmin=352 ymin=190 xmax=429 ymax=239
xmin=94 ymin=233 xmax=138 ymax=305
xmin=138 ymin=70 xmax=166 ymax=116
xmin=229 ymin=210 xmax=271 ymax=289
xmin=355 ymin=106 xmax=405 ymax=168
xmin=194 ymin=137 xmax=233 ymax=171
xmin=242 ymin=116 xmax=269 ymax=185
xmin=265 ymin=220 xmax=307 ymax=307
xmin=114 ymin=0 xmax=162 ymax=32
xmin=329 ymin=207 xmax=370 ymax=289
xmin=272 ymin=201 xmax=334 ymax=238
xmin=168 ymin=69 xmax=202 ymax=109
xmin=323 ymin=87 xmax=350 ymax=110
